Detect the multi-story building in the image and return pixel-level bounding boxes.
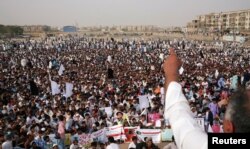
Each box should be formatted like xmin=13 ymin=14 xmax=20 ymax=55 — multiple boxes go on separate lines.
xmin=187 ymin=9 xmax=250 ymax=33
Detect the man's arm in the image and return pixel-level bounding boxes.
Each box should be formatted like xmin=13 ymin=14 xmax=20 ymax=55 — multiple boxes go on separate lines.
xmin=164 ymin=48 xmax=180 ymax=91
xmin=164 ymin=48 xmax=207 ymax=149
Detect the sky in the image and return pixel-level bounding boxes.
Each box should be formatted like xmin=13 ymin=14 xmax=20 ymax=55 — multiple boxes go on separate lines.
xmin=0 ymin=0 xmax=250 ymax=27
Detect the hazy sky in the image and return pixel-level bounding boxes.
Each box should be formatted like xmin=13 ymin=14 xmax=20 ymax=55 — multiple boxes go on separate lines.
xmin=1 ymin=0 xmax=250 ymax=27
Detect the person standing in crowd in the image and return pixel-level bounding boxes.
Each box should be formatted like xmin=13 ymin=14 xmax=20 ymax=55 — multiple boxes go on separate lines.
xmin=34 ymin=130 xmax=46 ymax=149
xmin=69 ymin=139 xmax=79 ymax=149
xmin=128 ymin=136 xmax=138 ymax=149
xmin=57 ymin=115 xmax=66 ymax=149
xmin=106 ymin=137 xmax=120 ymax=149
xmin=1 ymin=132 xmax=13 ymax=149
xmin=145 ymin=137 xmax=159 ymax=149
xmin=53 ymin=144 xmax=59 ymax=149
xmin=208 ymin=98 xmax=219 ymax=118
xmin=204 ymin=107 xmax=213 ymax=132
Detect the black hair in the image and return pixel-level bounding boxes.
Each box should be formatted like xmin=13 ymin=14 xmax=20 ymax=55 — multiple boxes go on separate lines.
xmin=132 ymin=136 xmax=137 ymax=141
xmin=43 ymin=136 xmax=50 ymax=142
xmin=91 ymin=142 xmax=97 ymax=147
xmin=229 ymin=88 xmax=250 ymax=132
xmin=58 ymin=115 xmax=64 ymax=121
xmin=108 ymin=136 xmax=115 ymax=143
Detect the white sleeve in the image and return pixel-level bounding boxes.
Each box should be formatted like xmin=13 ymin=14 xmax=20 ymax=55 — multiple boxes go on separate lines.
xmin=164 ymin=82 xmax=207 ymax=149
xmin=128 ymin=142 xmax=135 ymax=149
xmin=106 ymin=145 xmax=111 ymax=149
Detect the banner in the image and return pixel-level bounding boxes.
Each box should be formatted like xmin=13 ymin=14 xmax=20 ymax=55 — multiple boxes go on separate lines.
xmin=107 ymin=55 xmax=112 ymax=63
xmin=138 ymin=95 xmax=149 ymax=110
xmin=159 ymin=53 xmax=164 ymax=61
xmin=195 ymin=118 xmax=205 ymax=131
xmin=49 ymin=61 xmax=53 ymax=69
xmin=91 ymin=129 xmax=108 ymax=143
xmin=161 ymin=129 xmax=173 ymax=141
xmin=58 ymin=64 xmax=65 ymax=76
xmin=51 ymin=81 xmax=60 ymax=95
xmin=135 ymin=129 xmax=161 ymax=143
xmin=104 ymin=107 xmax=113 ymax=117
xmin=222 ymin=35 xmax=234 ymax=42
xmin=30 ymin=80 xmax=39 ymax=95
xmin=124 ymin=127 xmax=139 ymax=142
xmin=236 ymin=36 xmax=246 ymax=43
xmin=148 ymin=113 xmax=161 ymax=125
xmin=78 ymin=133 xmax=92 ymax=148
xmin=106 ymin=125 xmax=126 ymax=141
xmin=65 ymin=82 xmax=73 ymax=98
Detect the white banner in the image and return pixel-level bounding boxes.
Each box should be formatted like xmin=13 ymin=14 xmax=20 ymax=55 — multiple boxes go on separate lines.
xmin=49 ymin=61 xmax=53 ymax=69
xmin=236 ymin=36 xmax=246 ymax=43
xmin=106 ymin=125 xmax=126 ymax=141
xmin=138 ymin=95 xmax=149 ymax=110
xmin=91 ymin=129 xmax=108 ymax=143
xmin=51 ymin=81 xmax=60 ymax=95
xmin=104 ymin=107 xmax=113 ymax=117
xmin=124 ymin=126 xmax=139 ymax=142
xmin=159 ymin=53 xmax=164 ymax=61
xmin=58 ymin=64 xmax=65 ymax=76
xmin=161 ymin=129 xmax=173 ymax=141
xmin=195 ymin=118 xmax=205 ymax=131
xmin=107 ymin=55 xmax=112 ymax=63
xmin=65 ymin=82 xmax=73 ymax=98
xmin=222 ymin=35 xmax=234 ymax=42
xmin=135 ymin=129 xmax=161 ymax=143
xmin=21 ymin=59 xmax=28 ymax=67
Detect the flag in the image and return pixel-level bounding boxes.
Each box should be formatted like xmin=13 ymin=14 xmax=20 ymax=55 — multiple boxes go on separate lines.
xmin=49 ymin=61 xmax=52 ymax=69
xmin=179 ymin=66 xmax=184 ymax=75
xmin=107 ymin=68 xmax=114 ymax=79
xmin=65 ymin=82 xmax=73 ymax=98
xmin=51 ymin=81 xmax=60 ymax=95
xmin=138 ymin=95 xmax=149 ymax=110
xmin=58 ymin=64 xmax=65 ymax=76
xmin=122 ymin=113 xmax=130 ymax=126
xmin=200 ymin=50 xmax=204 ymax=58
xmin=140 ymin=108 xmax=147 ymax=116
xmin=30 ymin=80 xmax=39 ymax=95
xmin=107 ymin=55 xmax=112 ymax=63
xmin=215 ymin=70 xmax=219 ymax=78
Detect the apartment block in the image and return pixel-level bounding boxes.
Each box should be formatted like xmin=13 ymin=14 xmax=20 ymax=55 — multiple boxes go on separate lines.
xmin=187 ymin=9 xmax=250 ymax=33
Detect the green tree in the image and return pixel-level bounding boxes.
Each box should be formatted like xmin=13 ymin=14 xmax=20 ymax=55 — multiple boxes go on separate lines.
xmin=0 ymin=24 xmax=23 ymax=37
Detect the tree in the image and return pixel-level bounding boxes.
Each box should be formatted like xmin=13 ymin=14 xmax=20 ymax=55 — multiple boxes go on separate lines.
xmin=0 ymin=24 xmax=23 ymax=37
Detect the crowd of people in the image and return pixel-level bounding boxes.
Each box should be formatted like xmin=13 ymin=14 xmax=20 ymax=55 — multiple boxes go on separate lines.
xmin=0 ymin=35 xmax=250 ymax=149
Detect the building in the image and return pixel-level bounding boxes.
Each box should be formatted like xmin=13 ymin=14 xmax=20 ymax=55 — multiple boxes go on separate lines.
xmin=63 ymin=26 xmax=77 ymax=32
xmin=187 ymin=20 xmax=199 ymax=32
xmin=187 ymin=9 xmax=250 ymax=34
